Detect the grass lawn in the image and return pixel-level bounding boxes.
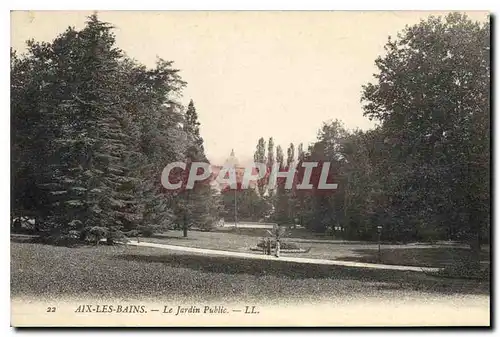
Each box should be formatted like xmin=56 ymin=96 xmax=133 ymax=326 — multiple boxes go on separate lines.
xmin=141 ymin=230 xmax=364 ymax=261
xmin=339 ymin=248 xmax=491 ymax=268
xmin=214 ymin=226 xmax=347 ymax=240
xmin=11 ymin=238 xmax=489 ymax=302
xmin=140 ymin=230 xmax=490 ymax=268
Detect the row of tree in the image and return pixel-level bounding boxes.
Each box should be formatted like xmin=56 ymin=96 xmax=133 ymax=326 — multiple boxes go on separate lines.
xmin=236 ymin=14 xmax=490 ymax=263
xmin=11 ymin=15 xmax=221 ymax=242
xmin=12 ymin=13 xmax=490 ymax=263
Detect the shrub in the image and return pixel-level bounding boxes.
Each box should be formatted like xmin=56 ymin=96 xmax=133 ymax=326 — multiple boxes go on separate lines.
xmin=105 ymin=229 xmax=129 ymax=244
xmin=256 ymin=239 xmax=300 ymax=250
xmin=33 ymin=231 xmax=81 ymax=247
xmin=80 ymin=226 xmax=128 ymax=245
xmin=195 ymin=220 xmax=218 ymax=232
xmin=140 ymin=227 xmax=155 ymax=237
xmin=125 ymin=230 xmax=141 ymax=237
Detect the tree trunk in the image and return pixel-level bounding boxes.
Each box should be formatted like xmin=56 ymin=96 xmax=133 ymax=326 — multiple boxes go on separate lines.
xmin=35 ymin=218 xmax=40 ymax=233
xmin=469 ymin=210 xmax=482 ymax=270
xmin=469 ymin=233 xmax=481 ymax=270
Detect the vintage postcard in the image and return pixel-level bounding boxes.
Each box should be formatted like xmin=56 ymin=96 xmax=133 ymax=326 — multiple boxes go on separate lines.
xmin=10 ymin=10 xmax=490 ymax=327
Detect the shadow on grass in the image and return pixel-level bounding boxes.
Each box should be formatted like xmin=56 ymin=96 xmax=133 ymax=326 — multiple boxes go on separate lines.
xmin=220 ymin=228 xmax=269 ymax=237
xmin=10 ymin=235 xmax=77 ymax=246
xmin=147 ymin=233 xmax=197 ymax=241
xmin=115 ymin=252 xmax=489 ymax=295
xmin=10 ymin=233 xmax=196 ymax=247
xmin=338 ymin=248 xmax=490 ymax=268
xmin=11 ymin=235 xmax=39 ymax=244
xmin=11 ymin=234 xmax=113 ymax=248
xmin=288 ymin=239 xmax=371 ymax=245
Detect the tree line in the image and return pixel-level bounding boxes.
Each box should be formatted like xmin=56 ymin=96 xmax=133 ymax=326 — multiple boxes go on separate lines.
xmin=11 ymin=15 xmax=221 ymax=243
xmin=232 ymin=13 xmax=489 ymax=263
xmin=11 ymin=13 xmax=490 ymax=263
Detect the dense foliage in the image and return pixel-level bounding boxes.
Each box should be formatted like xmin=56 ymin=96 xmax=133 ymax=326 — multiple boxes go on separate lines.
xmin=246 ymin=14 xmax=489 ymax=264
xmin=12 ymin=13 xmax=490 ymax=264
xmin=11 ymin=15 xmax=220 ymax=242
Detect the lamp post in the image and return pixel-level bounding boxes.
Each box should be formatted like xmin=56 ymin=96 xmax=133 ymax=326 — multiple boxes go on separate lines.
xmin=377 ymin=225 xmax=383 ymax=263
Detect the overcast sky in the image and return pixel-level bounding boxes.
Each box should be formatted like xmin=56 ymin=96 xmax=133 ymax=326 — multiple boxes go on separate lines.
xmin=11 ymin=11 xmax=489 ymax=165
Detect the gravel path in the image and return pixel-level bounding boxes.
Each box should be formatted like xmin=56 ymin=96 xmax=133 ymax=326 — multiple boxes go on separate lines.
xmin=127 ymin=241 xmax=440 ymax=272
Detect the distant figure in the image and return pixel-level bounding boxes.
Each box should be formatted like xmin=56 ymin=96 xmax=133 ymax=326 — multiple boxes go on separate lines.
xmin=262 ymin=239 xmax=267 ymax=255
xmin=266 ymin=238 xmax=272 ymax=255
xmin=275 ymin=239 xmax=281 ymax=258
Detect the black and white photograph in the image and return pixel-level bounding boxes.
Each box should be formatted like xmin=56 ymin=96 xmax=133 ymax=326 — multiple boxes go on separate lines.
xmin=9 ymin=10 xmax=490 ymax=327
